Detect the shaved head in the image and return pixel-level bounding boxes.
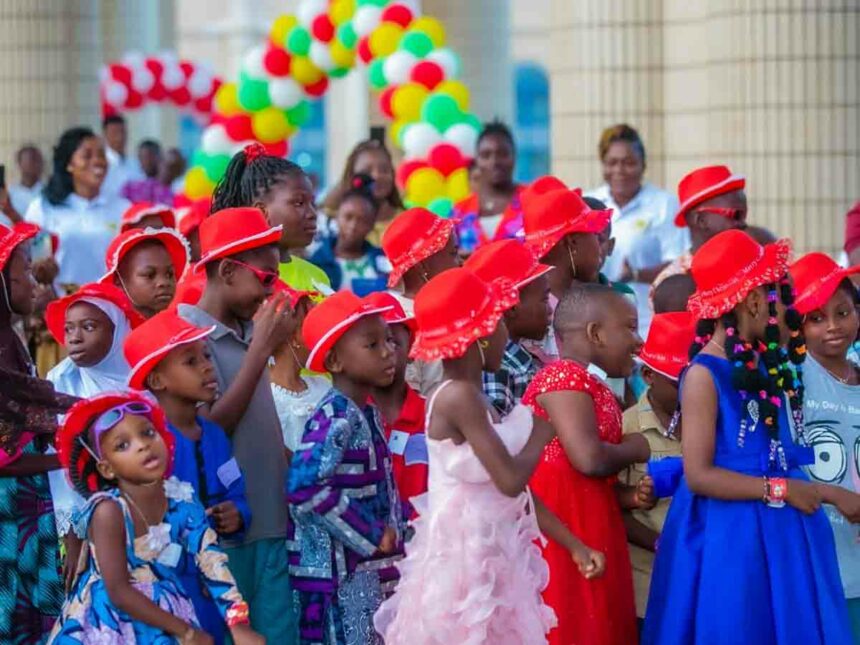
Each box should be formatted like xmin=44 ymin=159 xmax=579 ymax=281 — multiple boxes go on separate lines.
xmin=653 ymin=273 xmax=696 ymax=314
xmin=553 ymin=282 xmax=630 ymax=338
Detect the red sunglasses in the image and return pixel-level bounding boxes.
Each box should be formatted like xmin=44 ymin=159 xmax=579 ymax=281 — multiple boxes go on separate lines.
xmin=691 ymin=207 xmax=745 ymax=222
xmin=227 ymin=258 xmax=279 ymax=288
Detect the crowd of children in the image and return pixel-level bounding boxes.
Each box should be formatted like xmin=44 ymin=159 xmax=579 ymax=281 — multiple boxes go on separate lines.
xmin=1 ymin=134 xmax=859 ymax=645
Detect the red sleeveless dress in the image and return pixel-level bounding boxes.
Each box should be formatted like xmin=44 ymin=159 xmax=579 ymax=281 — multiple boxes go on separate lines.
xmin=523 ymin=360 xmax=638 ymax=645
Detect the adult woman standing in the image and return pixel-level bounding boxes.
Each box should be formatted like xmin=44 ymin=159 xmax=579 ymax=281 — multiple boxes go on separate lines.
xmin=586 ymin=124 xmax=687 ymax=337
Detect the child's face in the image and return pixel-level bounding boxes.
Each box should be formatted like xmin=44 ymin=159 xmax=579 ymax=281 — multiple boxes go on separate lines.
xmin=592 ymin=294 xmax=643 ymax=377
xmin=96 ymin=414 xmax=168 ymax=486
xmin=420 ymin=233 xmax=461 ymax=278
xmin=336 ymin=197 xmax=376 ymax=252
xmin=327 ymin=314 xmax=396 ymax=388
xmin=64 ymin=302 xmax=114 ymax=367
xmin=568 ymin=233 xmax=602 ymax=283
xmin=149 ymin=340 xmax=218 ymax=404
xmin=117 ymin=241 xmax=176 ymax=317
xmin=508 ymin=275 xmax=551 ymax=341
xmin=481 ymin=318 xmax=509 ymax=372
xmin=222 ymin=246 xmax=280 ymax=321
xmin=597 ymin=227 xmax=615 ymax=270
xmin=388 ymin=323 xmax=412 ymax=383
xmin=803 ymin=285 xmax=860 ymax=361
xmin=6 ymin=246 xmax=35 ymax=315
xmin=352 ymin=149 xmax=394 ymax=203
xmin=643 ymin=366 xmax=680 ymax=416
xmin=187 ymin=229 xmax=201 ymax=263
xmin=260 ymin=174 xmax=317 ymax=250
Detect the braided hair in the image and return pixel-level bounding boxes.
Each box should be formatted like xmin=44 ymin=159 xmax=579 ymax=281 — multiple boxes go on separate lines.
xmin=68 ymin=424 xmax=113 ymax=498
xmin=210 ymin=143 xmax=306 ymax=214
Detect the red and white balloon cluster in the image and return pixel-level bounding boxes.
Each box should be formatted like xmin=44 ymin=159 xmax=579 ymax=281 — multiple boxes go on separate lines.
xmin=100 ymin=52 xmax=222 ymax=121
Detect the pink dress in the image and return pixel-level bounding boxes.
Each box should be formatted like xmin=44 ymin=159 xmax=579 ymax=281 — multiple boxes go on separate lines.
xmin=374 ymin=381 xmax=556 ymax=644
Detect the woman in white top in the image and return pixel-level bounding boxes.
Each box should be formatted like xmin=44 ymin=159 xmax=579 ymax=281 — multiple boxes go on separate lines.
xmin=26 ymin=127 xmax=130 ymax=290
xmin=586 ymin=124 xmax=687 ymax=337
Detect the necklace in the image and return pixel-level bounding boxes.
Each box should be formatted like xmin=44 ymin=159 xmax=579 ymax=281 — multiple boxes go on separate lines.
xmin=706 ymin=339 xmax=726 ymax=355
xmin=121 ymin=490 xmax=167 ymax=532
xmin=821 ymin=362 xmax=856 ymax=385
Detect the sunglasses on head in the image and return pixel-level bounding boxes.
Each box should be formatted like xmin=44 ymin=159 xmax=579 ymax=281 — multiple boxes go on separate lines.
xmin=227 ymin=258 xmax=279 ymax=288
xmin=692 ymin=207 xmax=745 ymax=222
xmin=83 ymin=401 xmax=154 ymax=460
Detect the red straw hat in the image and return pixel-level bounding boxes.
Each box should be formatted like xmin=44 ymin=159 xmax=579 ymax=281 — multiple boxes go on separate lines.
xmin=302 ymin=291 xmax=393 ymax=373
xmin=381 ymin=207 xmax=454 ymax=288
xmin=464 ymin=238 xmax=553 ymax=289
xmin=520 ymin=175 xmax=567 ymax=213
xmin=363 ymin=290 xmax=417 ymax=334
xmin=790 ymin=252 xmax=860 ymax=315
xmin=0 ymin=222 xmax=38 ymax=271
xmin=195 ymin=207 xmax=282 ymax=271
xmin=123 ymin=309 xmax=215 ymax=390
xmin=411 ymin=267 xmax=519 ymax=361
xmin=639 ymin=312 xmax=696 ymax=380
xmin=687 ymin=229 xmax=792 ymax=320
xmin=101 ymin=227 xmax=190 ymax=284
xmin=56 ymin=391 xmax=175 ymax=495
xmin=45 ymin=282 xmax=145 ymax=346
xmin=120 ymin=202 xmax=176 ymax=232
xmin=177 ymin=198 xmax=211 ymax=238
xmin=523 ymin=189 xmax=611 ymax=258
xmin=674 ymin=165 xmax=746 ymax=227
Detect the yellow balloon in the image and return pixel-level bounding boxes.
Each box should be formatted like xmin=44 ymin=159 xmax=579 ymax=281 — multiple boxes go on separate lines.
xmin=214 ymin=82 xmax=241 ymax=116
xmin=446 ymin=168 xmax=470 ymax=203
xmin=330 ymin=40 xmax=356 ymax=68
xmin=330 ymin=0 xmax=355 ymax=26
xmin=291 ymin=56 xmax=324 ymax=85
xmin=435 ymin=80 xmax=469 ymax=111
xmin=391 ymin=82 xmax=428 ymax=122
xmin=369 ymin=23 xmax=404 ymax=58
xmin=185 ymin=167 xmax=215 ymax=200
xmin=411 ymin=16 xmax=446 ymax=48
xmin=388 ymin=119 xmax=408 ymax=148
xmin=270 ymin=14 xmax=298 ymax=44
xmin=406 ymin=167 xmax=446 ymax=205
xmin=252 ymin=107 xmax=293 ymax=143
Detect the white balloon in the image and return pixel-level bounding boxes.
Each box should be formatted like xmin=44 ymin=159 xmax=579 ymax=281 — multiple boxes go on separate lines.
xmin=309 ymin=41 xmax=333 ymax=71
xmin=104 ymin=80 xmax=129 ymax=106
xmin=298 ymin=0 xmax=327 ymax=27
xmin=403 ymin=123 xmax=442 ymax=159
xmin=131 ymin=66 xmax=155 ymax=93
xmin=121 ymin=51 xmax=145 ymax=68
xmin=98 ymin=66 xmax=111 ymax=84
xmin=443 ymin=123 xmax=479 ymax=158
xmin=188 ymin=69 xmax=213 ymax=98
xmin=160 ymin=62 xmax=185 ymax=91
xmin=269 ymin=77 xmax=303 ymax=109
xmin=426 ymin=48 xmax=460 ymax=79
xmin=201 ymin=124 xmax=234 ymax=156
xmin=241 ymin=45 xmax=267 ymax=79
xmin=383 ymin=51 xmax=417 ymax=86
xmin=353 ymin=6 xmax=382 ymax=37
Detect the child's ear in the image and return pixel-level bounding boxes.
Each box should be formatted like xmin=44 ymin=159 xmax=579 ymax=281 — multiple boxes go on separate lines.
xmin=641 ymin=365 xmax=655 ymax=386
xmin=253 ymin=200 xmax=269 ymax=219
xmin=218 ymin=259 xmax=235 ymax=284
xmin=585 ymin=320 xmax=603 ymax=346
xmin=96 ymin=459 xmax=116 ymax=483
xmin=146 ymin=370 xmax=165 ymax=393
xmin=324 ymin=349 xmax=343 ymax=374
xmin=742 ymin=288 xmax=764 ymax=320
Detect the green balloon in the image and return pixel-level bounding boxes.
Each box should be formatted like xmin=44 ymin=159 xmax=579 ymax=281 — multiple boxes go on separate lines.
xmin=421 ymin=93 xmax=461 ymax=132
xmin=238 ymin=74 xmax=271 ymax=111
xmin=285 ymin=101 xmax=311 ymax=127
xmin=401 ymin=31 xmax=434 ymax=58
xmin=462 ymin=112 xmax=483 ymax=132
xmin=368 ymin=59 xmax=387 ymax=89
xmin=287 ymin=26 xmax=311 ymax=56
xmin=202 ymin=153 xmax=231 ymax=183
xmin=357 ymin=0 xmax=388 ymax=6
xmin=329 ymin=66 xmax=349 ymax=79
xmin=337 ymin=23 xmax=357 ymax=49
xmin=428 ymin=197 xmax=454 ymax=218
xmin=191 ymin=149 xmax=207 ymax=169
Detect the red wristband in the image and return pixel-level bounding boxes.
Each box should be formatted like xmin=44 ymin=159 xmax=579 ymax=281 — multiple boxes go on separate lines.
xmin=766 ymin=477 xmax=787 ymax=508
xmin=226 ymin=601 xmax=250 ymax=627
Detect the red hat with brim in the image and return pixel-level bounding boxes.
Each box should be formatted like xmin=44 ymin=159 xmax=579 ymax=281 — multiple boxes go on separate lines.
xmin=363 ymin=291 xmax=417 ymax=334
xmin=674 ymin=165 xmax=746 ymax=227
xmin=520 ymin=175 xmax=568 ymax=214
xmin=687 ymin=229 xmax=792 ymax=320
xmin=464 ymin=238 xmax=553 ymax=289
xmin=302 ymin=291 xmax=393 ymax=373
xmin=124 ymin=309 xmax=216 ymax=390
xmin=382 ymin=208 xmax=454 ymax=288
xmin=195 ymin=207 xmax=282 ymax=272
xmin=790 ymin=252 xmax=860 ymax=315
xmin=524 ymin=189 xmax=611 ymax=259
xmin=177 ymin=198 xmax=211 ymax=238
xmin=100 ymin=227 xmax=191 ymax=284
xmin=0 ymin=222 xmax=38 ymax=271
xmin=120 ymin=202 xmax=176 ymax=232
xmin=46 ymin=282 xmax=145 ymax=346
xmin=56 ymin=391 xmax=175 ymax=496
xmin=411 ymin=267 xmax=519 ymax=362
xmin=639 ymin=312 xmax=696 ymax=380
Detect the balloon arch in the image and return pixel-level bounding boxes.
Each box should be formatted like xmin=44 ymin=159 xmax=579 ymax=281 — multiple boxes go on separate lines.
xmin=168 ymin=0 xmax=477 ymax=215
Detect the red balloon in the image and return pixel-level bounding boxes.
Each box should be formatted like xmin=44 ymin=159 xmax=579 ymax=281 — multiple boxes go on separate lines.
xmin=381 ymin=4 xmax=414 ymax=27
xmin=101 ymin=101 xmax=118 ymax=117
xmin=262 ymin=140 xmax=289 ymax=157
xmin=179 ymin=61 xmax=195 ymax=79
xmin=124 ymin=89 xmax=143 ymax=109
xmin=109 ymin=64 xmax=132 ymax=85
xmin=147 ymin=80 xmax=167 ymax=101
xmin=210 ymin=112 xmax=227 ymax=126
xmin=357 ymin=36 xmax=373 ymax=64
xmin=170 ymin=86 xmax=192 ymax=106
xmin=144 ymin=58 xmax=164 ymax=78
xmin=410 ymin=61 xmax=444 ymax=90
xmin=263 ymin=46 xmax=292 ymax=76
xmin=225 ymin=114 xmax=254 ymax=142
xmin=378 ymin=86 xmax=396 ymax=119
xmin=396 ymin=159 xmax=429 ymax=190
xmin=311 ymin=14 xmax=335 ymax=42
xmin=194 ymin=95 xmax=213 ymax=114
xmin=304 ymin=76 xmax=329 ymax=98
xmin=428 ymin=143 xmax=464 ymax=176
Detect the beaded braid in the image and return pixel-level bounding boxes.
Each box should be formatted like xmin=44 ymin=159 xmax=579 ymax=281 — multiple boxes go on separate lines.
xmin=211 ymin=147 xmax=306 ymax=214
xmin=666 ymin=319 xmax=718 ymax=437
xmin=780 ymin=277 xmax=807 ymax=444
xmin=68 ymin=433 xmax=111 ymax=499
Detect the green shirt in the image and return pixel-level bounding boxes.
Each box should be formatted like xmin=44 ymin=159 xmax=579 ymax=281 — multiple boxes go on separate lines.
xmin=279 ymin=256 xmax=332 ymax=296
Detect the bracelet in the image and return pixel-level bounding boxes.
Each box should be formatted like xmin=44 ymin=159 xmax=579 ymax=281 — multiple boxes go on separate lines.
xmin=761 ymin=476 xmax=770 ymax=504
xmin=226 ymin=601 xmax=250 ymax=627
xmin=765 ymin=477 xmax=787 ymax=508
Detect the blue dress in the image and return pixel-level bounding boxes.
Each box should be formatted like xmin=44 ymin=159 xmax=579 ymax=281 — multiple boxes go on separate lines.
xmin=643 ymin=354 xmax=852 ymax=645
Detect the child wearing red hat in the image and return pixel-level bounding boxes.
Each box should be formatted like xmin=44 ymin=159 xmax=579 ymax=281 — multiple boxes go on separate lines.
xmin=177 ymin=197 xmax=211 ymax=262
xmin=464 ymin=239 xmax=553 ymax=417
xmin=177 ymin=205 xmax=298 ymax=643
xmin=119 ymin=202 xmax=176 ymax=233
xmin=620 ymin=311 xmax=695 ymax=623
xmin=50 ymin=392 xmax=262 ymax=645
xmin=365 ymin=291 xmax=428 ymax=513
xmin=521 ymin=282 xmax=650 ymax=645
xmin=644 ymin=230 xmax=857 ymax=645
xmin=375 ymin=268 xmax=604 ymax=645
xmin=790 ymin=252 xmax=860 ymax=638
xmin=102 ymin=227 xmax=190 ymax=318
xmin=381 ymin=207 xmax=460 ymax=396
xmin=287 ymin=290 xmax=406 ymax=644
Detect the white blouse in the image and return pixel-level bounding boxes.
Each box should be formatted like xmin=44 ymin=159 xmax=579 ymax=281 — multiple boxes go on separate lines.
xmin=271 ymin=376 xmax=331 ymax=452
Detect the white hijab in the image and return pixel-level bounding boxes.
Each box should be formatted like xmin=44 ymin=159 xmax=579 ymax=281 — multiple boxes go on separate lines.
xmin=47 ymin=296 xmax=133 ymax=397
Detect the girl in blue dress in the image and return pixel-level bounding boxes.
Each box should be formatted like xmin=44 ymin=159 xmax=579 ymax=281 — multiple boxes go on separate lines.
xmin=48 ymin=391 xmax=263 ymax=645
xmin=643 ymin=230 xmax=860 ymax=645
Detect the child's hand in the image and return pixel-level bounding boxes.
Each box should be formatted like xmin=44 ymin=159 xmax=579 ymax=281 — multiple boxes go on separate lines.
xmin=828 ymin=486 xmax=860 ymax=523
xmin=622 ymin=433 xmax=651 ymax=463
xmin=251 ymin=292 xmax=298 ymax=356
xmin=571 ymin=543 xmax=605 ymax=580
xmin=230 ymin=623 xmax=266 ymax=645
xmin=62 ymin=533 xmax=84 ymax=592
xmin=785 ymin=479 xmax=822 ymax=515
xmin=206 ymin=502 xmax=244 ymax=534
xmin=377 ymin=526 xmax=397 ymax=554
xmin=180 ymin=627 xmax=213 ymax=645
xmin=635 ymin=475 xmax=657 ymax=510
